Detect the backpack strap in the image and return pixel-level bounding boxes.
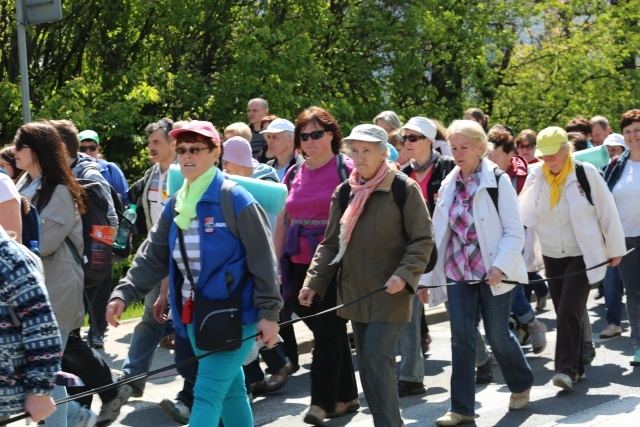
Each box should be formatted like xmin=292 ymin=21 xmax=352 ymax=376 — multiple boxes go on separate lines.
xmin=574 ymin=160 xmax=593 ymax=206
xmin=285 ymin=162 xmax=303 ymax=191
xmin=338 ymin=172 xmax=407 ymax=215
xmin=169 ymin=179 xmax=239 ymax=239
xmin=336 ymin=153 xmax=350 ymax=183
xmin=487 ymin=167 xmax=504 ymax=214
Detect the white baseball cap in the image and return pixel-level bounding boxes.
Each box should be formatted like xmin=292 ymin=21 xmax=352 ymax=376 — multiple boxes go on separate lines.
xmin=260 ymin=118 xmax=295 ymax=134
xmin=402 ymin=117 xmax=437 ymax=140
xmin=603 ymin=133 xmax=627 ymax=149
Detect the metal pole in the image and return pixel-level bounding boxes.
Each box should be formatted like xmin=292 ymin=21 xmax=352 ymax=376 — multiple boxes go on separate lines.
xmin=15 ymin=0 xmax=31 ymax=124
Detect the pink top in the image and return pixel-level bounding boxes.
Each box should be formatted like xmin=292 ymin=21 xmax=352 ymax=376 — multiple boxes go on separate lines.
xmin=285 ymin=155 xmax=354 ymax=264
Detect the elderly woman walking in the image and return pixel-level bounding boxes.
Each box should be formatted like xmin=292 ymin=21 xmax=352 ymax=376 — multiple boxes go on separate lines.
xmin=421 ymin=120 xmax=534 ymax=426
xmin=300 ymin=124 xmax=433 ymax=426
xmin=520 ymin=126 xmax=626 ymax=388
xmin=107 ymin=120 xmax=282 ymax=426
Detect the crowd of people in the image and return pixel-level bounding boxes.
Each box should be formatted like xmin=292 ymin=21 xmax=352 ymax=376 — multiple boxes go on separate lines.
xmin=0 ymin=100 xmax=638 ymax=427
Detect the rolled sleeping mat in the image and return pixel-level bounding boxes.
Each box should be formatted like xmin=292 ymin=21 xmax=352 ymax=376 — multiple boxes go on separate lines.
xmin=167 ymin=164 xmax=288 ymax=215
xmin=572 ymin=145 xmax=610 ymax=169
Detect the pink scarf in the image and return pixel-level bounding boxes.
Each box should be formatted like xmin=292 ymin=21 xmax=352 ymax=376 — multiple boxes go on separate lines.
xmin=330 ymin=161 xmax=390 ymax=264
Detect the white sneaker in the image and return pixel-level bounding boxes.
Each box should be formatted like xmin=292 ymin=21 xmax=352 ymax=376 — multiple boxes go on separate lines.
xmin=68 ymin=402 xmax=97 ymax=427
xmin=96 ymin=384 xmax=132 ymax=426
xmin=160 ymin=399 xmax=190 ymax=425
xmin=552 ymin=373 xmax=573 ymax=390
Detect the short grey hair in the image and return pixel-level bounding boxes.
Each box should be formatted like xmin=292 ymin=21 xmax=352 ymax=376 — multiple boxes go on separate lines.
xmin=248 ymin=98 xmax=268 ymax=110
xmin=590 ymin=115 xmax=610 ymax=130
xmin=344 ymin=139 xmax=389 ymax=158
xmin=373 ymin=110 xmax=402 ymax=131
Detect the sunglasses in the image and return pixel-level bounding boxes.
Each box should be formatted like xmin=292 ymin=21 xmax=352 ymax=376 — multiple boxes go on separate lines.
xmin=402 ymin=135 xmax=427 ymax=143
xmin=14 ymin=143 xmax=30 ymax=152
xmin=299 ymin=130 xmax=325 ymax=141
xmin=79 ymin=145 xmax=98 ymax=153
xmin=517 ymin=144 xmax=535 ymax=151
xmin=175 ymin=146 xmax=212 ymax=155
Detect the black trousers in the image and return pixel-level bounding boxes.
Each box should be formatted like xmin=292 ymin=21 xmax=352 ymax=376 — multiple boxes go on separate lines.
xmin=280 ymin=262 xmax=358 ymax=411
xmin=85 ymin=272 xmax=111 ymax=337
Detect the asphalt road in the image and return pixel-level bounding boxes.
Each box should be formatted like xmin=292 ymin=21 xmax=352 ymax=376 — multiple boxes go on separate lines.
xmin=6 ymin=288 xmax=639 ymax=426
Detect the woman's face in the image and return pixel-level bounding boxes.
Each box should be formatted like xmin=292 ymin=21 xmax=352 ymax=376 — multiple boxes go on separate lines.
xmin=13 ymin=143 xmax=38 ymax=176
xmin=541 ymin=149 xmax=568 ymax=175
xmin=349 ymin=141 xmax=386 ymax=181
xmin=375 ymin=119 xmax=394 ymax=134
xmin=0 ymin=158 xmax=14 ymax=178
xmin=487 ymin=146 xmax=513 ymax=172
xmin=299 ymin=122 xmax=333 ymax=159
xmin=622 ymin=121 xmax=640 ymax=153
xmin=403 ymin=129 xmax=431 ymax=161
xmin=606 ymin=145 xmax=625 ymax=158
xmin=176 ymin=136 xmax=219 ymax=182
xmin=394 ymin=141 xmax=411 ymax=165
xmin=516 ymin=140 xmax=536 ymax=163
xmin=449 ymin=133 xmax=483 ymax=175
xmin=223 ymin=161 xmax=251 ymax=177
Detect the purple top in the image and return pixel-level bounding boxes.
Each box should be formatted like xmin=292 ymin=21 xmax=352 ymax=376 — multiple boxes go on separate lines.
xmin=284 ymin=155 xmax=354 ymax=264
xmin=445 ymin=171 xmax=486 ymax=281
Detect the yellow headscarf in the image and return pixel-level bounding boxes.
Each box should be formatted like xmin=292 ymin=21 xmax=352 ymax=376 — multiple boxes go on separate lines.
xmin=542 ymin=154 xmax=574 ymax=209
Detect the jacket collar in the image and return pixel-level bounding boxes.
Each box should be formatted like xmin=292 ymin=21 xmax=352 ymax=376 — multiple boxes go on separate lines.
xmin=373 ymin=168 xmax=397 ymax=192
xmin=198 ymin=167 xmax=225 ymax=203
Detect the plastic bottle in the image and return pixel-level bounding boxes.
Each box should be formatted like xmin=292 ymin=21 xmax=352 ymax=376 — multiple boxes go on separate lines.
xmin=114 ymin=204 xmax=137 ymax=250
xmin=29 ymin=240 xmax=40 ymax=255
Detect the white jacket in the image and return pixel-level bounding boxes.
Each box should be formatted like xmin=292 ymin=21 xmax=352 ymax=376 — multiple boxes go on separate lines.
xmin=518 ymin=161 xmax=626 ymax=284
xmin=428 ymin=158 xmax=528 ymax=306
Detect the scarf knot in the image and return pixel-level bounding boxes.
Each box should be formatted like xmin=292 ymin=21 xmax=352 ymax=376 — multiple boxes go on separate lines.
xmin=542 ymin=155 xmax=573 ymax=209
xmin=174 ymin=167 xmax=217 ymax=230
xmin=330 ymin=161 xmax=390 ymax=264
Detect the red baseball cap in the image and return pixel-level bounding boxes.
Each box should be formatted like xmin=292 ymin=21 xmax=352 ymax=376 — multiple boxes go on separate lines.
xmin=169 ymin=120 xmax=220 ymax=145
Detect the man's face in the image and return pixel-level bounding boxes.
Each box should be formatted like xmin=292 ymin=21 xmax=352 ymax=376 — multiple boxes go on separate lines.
xmin=247 ymin=102 xmax=268 ymax=127
xmin=266 ymin=132 xmax=293 ymax=158
xmin=147 ymin=129 xmax=176 ymax=165
xmin=79 ymin=140 xmax=100 ymax=159
xmin=591 ymin=124 xmax=611 ymax=146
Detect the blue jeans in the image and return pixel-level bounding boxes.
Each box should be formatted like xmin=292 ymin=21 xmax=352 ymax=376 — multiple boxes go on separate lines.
xmin=122 ymin=283 xmax=167 ymax=391
xmin=603 ymin=266 xmax=622 ymax=326
xmin=397 ymin=295 xmax=424 ymax=383
xmin=522 ymin=272 xmax=549 ymax=302
xmin=619 ymin=236 xmax=640 ymax=348
xmin=511 ymin=285 xmax=535 ymax=325
xmin=447 ymin=282 xmax=533 ymax=416
xmin=45 ymin=331 xmax=69 ymax=427
xmin=187 ymin=323 xmax=256 ymax=426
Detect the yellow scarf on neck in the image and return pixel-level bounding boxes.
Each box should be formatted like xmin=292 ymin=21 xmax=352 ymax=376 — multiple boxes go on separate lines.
xmin=542 ymin=155 xmax=574 ymax=209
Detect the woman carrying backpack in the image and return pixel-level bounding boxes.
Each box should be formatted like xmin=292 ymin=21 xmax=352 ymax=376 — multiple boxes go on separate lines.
xmin=13 ymin=122 xmax=97 ymax=426
xmin=299 ymin=124 xmax=433 ymax=426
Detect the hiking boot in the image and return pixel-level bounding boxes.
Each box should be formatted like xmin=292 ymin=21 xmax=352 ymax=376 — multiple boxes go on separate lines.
xmin=159 ymin=399 xmax=190 ymax=425
xmin=509 ymin=387 xmax=531 ymax=411
xmin=527 ymin=318 xmax=547 ymax=354
xmin=599 ymin=323 xmax=622 ymax=339
xmin=266 ymin=364 xmax=289 ymax=393
xmin=326 ymin=399 xmax=359 ymax=418
xmin=552 ymin=373 xmax=572 ymax=390
xmin=475 ymin=359 xmax=493 ymax=385
xmin=583 ymin=341 xmax=596 ymax=365
xmin=303 ymin=405 xmax=326 ymax=426
xmin=250 ymin=379 xmax=267 ymax=395
xmin=96 ymin=384 xmax=132 ymax=426
xmin=397 ymin=380 xmax=425 ymax=397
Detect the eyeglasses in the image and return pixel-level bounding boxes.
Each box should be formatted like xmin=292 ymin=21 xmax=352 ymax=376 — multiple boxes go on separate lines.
xmin=517 ymin=144 xmax=535 ymax=151
xmin=402 ymin=135 xmax=427 ymax=143
xmin=14 ymin=143 xmax=30 ymax=152
xmin=175 ymin=146 xmax=212 ymax=155
xmin=79 ymin=145 xmax=98 ymax=153
xmin=299 ymin=130 xmax=325 ymax=141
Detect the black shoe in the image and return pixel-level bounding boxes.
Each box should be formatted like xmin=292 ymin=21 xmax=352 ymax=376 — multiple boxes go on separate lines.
xmin=476 ymin=360 xmax=493 ymax=385
xmin=397 ymin=380 xmax=425 ymax=397
xmin=266 ymin=365 xmax=289 ymax=393
xmin=251 ymin=379 xmax=267 ymax=395
xmin=583 ymin=341 xmax=596 ymax=365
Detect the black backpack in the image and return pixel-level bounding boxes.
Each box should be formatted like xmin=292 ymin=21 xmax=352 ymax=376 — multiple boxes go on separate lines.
xmin=20 ymin=196 xmax=41 ymax=255
xmin=338 ymin=171 xmax=439 ymax=273
xmin=65 ymin=178 xmax=114 ymax=288
xmin=109 ymin=186 xmax=132 ymax=260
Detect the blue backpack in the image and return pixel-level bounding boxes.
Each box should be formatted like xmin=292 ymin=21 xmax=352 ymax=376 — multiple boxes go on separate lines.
xmin=20 ymin=196 xmax=41 ymax=255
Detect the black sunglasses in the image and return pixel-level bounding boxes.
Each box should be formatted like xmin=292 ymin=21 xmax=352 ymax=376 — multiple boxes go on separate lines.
xmin=299 ymin=130 xmax=325 ymax=141
xmin=79 ymin=145 xmax=98 ymax=153
xmin=402 ymin=135 xmax=427 ymax=143
xmin=175 ymin=146 xmax=212 ymax=155
xmin=14 ymin=143 xmax=30 ymax=152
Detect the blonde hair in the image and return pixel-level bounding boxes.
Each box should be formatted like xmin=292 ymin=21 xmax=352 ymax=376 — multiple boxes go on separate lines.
xmin=224 ymin=122 xmax=252 ymax=141
xmin=447 ymin=119 xmax=492 ymax=157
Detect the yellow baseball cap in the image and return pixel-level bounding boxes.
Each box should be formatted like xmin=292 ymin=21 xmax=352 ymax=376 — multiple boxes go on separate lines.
xmin=535 ymin=126 xmax=568 ymax=157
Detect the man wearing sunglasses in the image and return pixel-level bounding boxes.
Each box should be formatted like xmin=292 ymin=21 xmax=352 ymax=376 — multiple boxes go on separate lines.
xmin=78 ymin=129 xmax=129 ymax=207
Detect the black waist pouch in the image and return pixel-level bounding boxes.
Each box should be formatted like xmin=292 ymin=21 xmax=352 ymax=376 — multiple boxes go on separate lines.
xmin=194 ymin=290 xmax=243 ymax=352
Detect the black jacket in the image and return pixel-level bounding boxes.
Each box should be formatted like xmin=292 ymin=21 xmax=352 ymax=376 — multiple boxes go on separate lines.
xmin=402 ymin=151 xmax=455 ymax=215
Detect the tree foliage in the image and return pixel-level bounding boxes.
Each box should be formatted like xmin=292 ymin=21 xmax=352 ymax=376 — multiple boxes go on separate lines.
xmin=0 ymin=0 xmax=639 ymax=180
